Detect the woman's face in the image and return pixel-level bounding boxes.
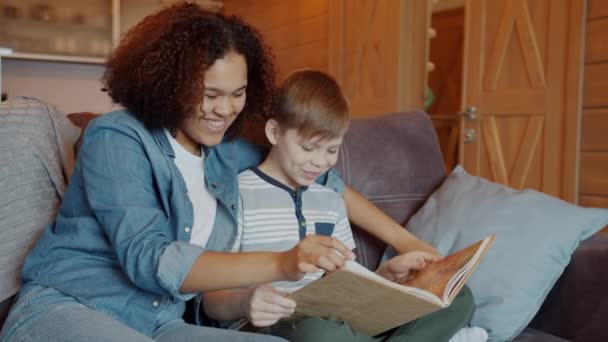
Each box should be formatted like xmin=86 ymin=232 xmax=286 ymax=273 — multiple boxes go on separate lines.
xmin=176 ymin=51 xmax=248 ymax=154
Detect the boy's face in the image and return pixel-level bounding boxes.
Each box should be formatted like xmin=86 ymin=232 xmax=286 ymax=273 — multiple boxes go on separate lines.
xmin=271 ymin=127 xmax=344 ymax=188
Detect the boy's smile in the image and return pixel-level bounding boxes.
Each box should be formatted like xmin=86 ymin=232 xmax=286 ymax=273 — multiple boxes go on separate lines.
xmin=261 ymin=123 xmax=344 ymax=189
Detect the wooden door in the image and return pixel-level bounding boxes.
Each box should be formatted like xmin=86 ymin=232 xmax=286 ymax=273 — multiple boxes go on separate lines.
xmin=460 ymin=0 xmax=586 ymax=201
xmin=328 ymin=0 xmax=431 ymax=117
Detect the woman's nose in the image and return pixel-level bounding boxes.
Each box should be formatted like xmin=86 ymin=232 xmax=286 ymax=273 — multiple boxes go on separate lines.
xmin=214 ymin=97 xmax=233 ymax=117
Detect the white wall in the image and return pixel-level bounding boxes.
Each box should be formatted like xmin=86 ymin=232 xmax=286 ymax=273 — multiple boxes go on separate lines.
xmin=2 ymin=58 xmax=116 ymax=115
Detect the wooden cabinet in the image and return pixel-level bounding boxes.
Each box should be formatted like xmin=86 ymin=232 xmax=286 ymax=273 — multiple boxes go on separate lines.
xmin=0 ymin=0 xmax=166 ymax=64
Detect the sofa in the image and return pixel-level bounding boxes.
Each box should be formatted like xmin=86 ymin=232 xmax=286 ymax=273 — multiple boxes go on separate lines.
xmin=1 ymin=97 xmax=606 ymax=341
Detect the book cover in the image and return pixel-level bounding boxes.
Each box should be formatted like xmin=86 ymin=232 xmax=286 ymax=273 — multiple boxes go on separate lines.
xmin=286 ymin=235 xmax=495 ymax=336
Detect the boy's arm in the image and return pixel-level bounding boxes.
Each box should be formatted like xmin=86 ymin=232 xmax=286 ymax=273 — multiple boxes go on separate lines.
xmin=343 ymin=186 xmax=441 ymax=256
xmin=204 ymin=289 xmax=250 ymax=321
xmin=204 ymin=286 xmax=296 ymax=326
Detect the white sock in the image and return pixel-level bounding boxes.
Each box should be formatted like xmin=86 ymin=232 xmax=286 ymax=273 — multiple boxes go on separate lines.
xmin=448 ymin=326 xmax=488 ymax=342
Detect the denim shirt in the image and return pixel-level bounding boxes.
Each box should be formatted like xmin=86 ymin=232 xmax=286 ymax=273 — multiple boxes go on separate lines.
xmin=20 ymin=110 xmax=345 ymax=336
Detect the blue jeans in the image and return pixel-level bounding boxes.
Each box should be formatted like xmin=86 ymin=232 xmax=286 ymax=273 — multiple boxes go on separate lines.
xmin=0 ymin=284 xmax=285 ymax=342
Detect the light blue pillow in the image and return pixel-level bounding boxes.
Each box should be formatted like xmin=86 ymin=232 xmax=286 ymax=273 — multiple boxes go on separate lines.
xmin=402 ymin=165 xmax=608 ymax=341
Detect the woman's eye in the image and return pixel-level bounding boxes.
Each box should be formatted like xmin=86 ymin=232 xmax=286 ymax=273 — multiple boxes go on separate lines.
xmin=205 ymin=94 xmax=218 ymax=100
xmin=233 ymin=92 xmax=245 ymax=98
xmin=328 ymin=149 xmax=338 ymax=154
xmin=301 ymin=145 xmax=314 ymax=152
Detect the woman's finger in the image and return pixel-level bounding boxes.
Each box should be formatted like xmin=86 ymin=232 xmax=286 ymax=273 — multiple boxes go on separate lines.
xmin=314 ymin=236 xmax=356 ymax=260
xmin=325 ymin=248 xmax=347 ymax=269
xmin=297 ymin=261 xmax=321 ymax=275
xmin=316 ymin=255 xmax=340 ymax=272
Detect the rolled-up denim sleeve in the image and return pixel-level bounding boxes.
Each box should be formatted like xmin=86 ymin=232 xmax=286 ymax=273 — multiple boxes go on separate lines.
xmin=315 ymin=168 xmax=345 ymax=194
xmin=80 ymin=123 xmax=203 ymax=299
xmin=157 ymin=241 xmax=205 ymax=300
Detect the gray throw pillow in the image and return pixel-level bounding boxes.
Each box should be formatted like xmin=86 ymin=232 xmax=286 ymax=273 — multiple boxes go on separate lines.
xmin=401 ymin=166 xmax=608 ymax=341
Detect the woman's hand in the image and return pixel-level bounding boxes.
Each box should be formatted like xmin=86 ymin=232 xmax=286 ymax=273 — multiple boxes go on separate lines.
xmin=376 ymin=251 xmax=442 ymax=282
xmin=243 ymin=285 xmax=296 ymax=327
xmin=279 ymin=235 xmax=356 ymax=281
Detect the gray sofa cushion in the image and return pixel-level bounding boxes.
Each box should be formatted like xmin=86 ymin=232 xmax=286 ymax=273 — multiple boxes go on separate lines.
xmin=335 ymin=111 xmax=446 ymax=269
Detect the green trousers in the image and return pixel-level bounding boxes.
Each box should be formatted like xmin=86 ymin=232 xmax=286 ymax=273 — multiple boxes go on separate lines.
xmin=264 ymin=286 xmax=475 ymax=342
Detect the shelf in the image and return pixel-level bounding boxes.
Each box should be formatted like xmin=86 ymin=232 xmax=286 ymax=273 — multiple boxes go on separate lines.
xmin=0 ymin=0 xmax=164 ymax=64
xmin=2 ymin=52 xmax=106 ymax=65
xmin=1 ymin=17 xmax=111 ymax=35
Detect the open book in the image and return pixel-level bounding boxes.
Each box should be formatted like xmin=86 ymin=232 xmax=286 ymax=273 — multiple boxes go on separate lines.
xmin=286 ymin=235 xmax=495 ymax=336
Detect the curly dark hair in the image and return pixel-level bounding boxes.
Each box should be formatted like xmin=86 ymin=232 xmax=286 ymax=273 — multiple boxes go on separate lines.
xmin=102 ymin=2 xmax=276 ymax=137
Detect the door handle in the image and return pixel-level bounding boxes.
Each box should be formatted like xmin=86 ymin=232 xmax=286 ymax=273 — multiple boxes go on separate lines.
xmin=464 ymin=129 xmax=476 ymax=143
xmin=460 ymin=106 xmax=478 ymax=120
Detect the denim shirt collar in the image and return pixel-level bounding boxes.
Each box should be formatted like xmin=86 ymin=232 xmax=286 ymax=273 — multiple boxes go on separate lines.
xmin=152 ymin=128 xmax=175 ymax=158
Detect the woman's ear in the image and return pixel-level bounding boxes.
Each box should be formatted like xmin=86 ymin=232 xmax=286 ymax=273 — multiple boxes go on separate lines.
xmin=265 ymin=119 xmax=281 ymax=145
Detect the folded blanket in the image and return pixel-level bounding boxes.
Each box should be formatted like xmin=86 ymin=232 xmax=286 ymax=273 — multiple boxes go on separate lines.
xmin=0 ymin=96 xmax=80 ymax=301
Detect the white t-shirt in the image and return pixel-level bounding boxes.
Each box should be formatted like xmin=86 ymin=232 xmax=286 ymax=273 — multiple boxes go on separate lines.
xmin=165 ymin=130 xmax=217 ymax=247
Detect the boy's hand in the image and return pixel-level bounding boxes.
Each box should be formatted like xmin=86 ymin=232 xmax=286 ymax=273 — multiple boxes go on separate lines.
xmin=279 ymin=235 xmax=356 ymax=281
xmin=242 ymin=284 xmax=296 ymax=327
xmin=375 ymin=251 xmax=441 ymax=282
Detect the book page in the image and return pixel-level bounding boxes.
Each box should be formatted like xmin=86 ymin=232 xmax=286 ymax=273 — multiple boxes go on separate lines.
xmin=341 ymin=260 xmax=443 ymax=303
xmin=286 ymin=236 xmax=494 ymax=335
xmin=288 ymin=265 xmax=444 ymax=335
xmin=400 ymin=238 xmax=487 ymax=301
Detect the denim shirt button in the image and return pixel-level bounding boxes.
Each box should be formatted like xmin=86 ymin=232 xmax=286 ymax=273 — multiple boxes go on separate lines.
xmin=152 ymin=300 xmax=159 ymax=307
xmin=184 ymin=227 xmax=191 ymax=233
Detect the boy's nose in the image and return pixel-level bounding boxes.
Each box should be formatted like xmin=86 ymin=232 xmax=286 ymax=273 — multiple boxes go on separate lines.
xmin=311 ymin=153 xmax=326 ymax=167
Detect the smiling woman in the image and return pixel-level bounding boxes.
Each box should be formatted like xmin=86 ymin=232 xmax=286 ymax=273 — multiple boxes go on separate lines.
xmin=175 ymin=51 xmax=248 ymax=154
xmin=0 ymin=3 xmax=297 ymax=342
xmin=102 ymin=4 xmax=275 ymax=138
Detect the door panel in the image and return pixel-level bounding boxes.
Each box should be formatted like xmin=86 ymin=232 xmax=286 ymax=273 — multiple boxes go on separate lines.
xmin=328 ymin=0 xmax=431 ymax=117
xmin=461 ymin=0 xmax=585 ymax=201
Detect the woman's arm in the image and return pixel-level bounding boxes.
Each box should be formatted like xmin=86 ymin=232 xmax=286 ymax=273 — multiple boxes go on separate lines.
xmin=343 ymin=186 xmax=440 ymax=256
xmin=180 ymin=234 xmax=356 ymax=293
xmin=182 ymin=251 xmax=283 ymax=293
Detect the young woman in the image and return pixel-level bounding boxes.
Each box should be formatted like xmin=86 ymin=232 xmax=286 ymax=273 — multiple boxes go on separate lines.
xmin=0 ymin=3 xmax=447 ymax=342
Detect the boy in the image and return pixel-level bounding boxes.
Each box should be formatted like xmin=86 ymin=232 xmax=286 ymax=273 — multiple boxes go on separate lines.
xmin=204 ymin=70 xmax=476 ymax=342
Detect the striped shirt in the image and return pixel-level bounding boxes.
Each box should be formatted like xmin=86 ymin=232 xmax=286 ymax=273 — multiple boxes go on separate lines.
xmin=234 ymin=168 xmax=356 ymax=293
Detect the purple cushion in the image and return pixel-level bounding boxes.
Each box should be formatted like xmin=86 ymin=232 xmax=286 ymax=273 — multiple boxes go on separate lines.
xmin=335 ymin=111 xmax=445 ymax=269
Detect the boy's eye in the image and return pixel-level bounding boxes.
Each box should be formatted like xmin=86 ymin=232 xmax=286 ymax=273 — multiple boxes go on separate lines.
xmin=328 ymin=149 xmax=339 ymax=154
xmin=301 ymin=145 xmax=314 ymax=152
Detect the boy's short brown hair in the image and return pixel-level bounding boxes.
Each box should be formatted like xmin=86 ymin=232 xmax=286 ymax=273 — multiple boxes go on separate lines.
xmin=274 ymin=70 xmax=349 ymax=139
